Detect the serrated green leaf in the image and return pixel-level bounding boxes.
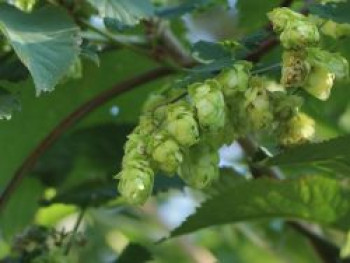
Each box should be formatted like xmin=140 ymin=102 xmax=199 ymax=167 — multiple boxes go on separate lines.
xmin=0 ymin=87 xmax=20 ymax=120
xmin=87 ymin=0 xmax=154 ymax=26
xmin=0 ymin=4 xmax=80 ymax=95
xmin=309 ymin=2 xmax=350 ymax=24
xmin=117 ymin=243 xmax=152 ymax=263
xmin=266 ymin=135 xmax=350 ymax=166
xmin=170 ymin=176 xmax=350 ymax=238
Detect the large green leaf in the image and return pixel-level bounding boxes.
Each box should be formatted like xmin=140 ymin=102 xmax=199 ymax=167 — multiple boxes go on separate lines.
xmin=266 ymin=134 xmax=350 ymax=166
xmin=0 ymin=4 xmax=80 ymax=94
xmin=87 ymin=0 xmax=154 ymax=25
xmin=170 ymin=176 xmax=350 ymax=238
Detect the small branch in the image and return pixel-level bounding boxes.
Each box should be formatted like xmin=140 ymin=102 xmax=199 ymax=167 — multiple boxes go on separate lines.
xmin=64 ymin=207 xmax=86 ymax=255
xmin=0 ymin=67 xmax=173 ymax=213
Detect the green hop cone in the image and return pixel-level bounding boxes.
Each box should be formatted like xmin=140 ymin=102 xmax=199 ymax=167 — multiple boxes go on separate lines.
xmin=271 ymin=92 xmax=303 ymax=122
xmin=304 ymin=48 xmax=349 ymax=100
xmin=281 ymin=51 xmax=310 ymax=88
xmin=304 ymin=66 xmax=335 ymax=101
xmin=179 ymin=142 xmax=219 ymax=189
xmin=244 ymin=77 xmax=274 ymax=130
xmin=149 ymin=132 xmax=183 ymax=174
xmin=321 ymin=20 xmax=350 ymax=39
xmin=166 ymin=101 xmax=199 ymax=146
xmin=188 ymin=79 xmax=226 ymax=131
xmin=278 ymin=112 xmax=315 ymax=145
xmin=216 ymin=61 xmax=252 ymax=97
xmin=117 ymin=163 xmax=154 ymax=205
xmin=280 ymin=20 xmax=320 ymax=49
xmin=268 ymin=8 xmax=305 ymax=33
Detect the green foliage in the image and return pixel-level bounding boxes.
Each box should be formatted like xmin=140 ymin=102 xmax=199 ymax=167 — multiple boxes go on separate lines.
xmin=87 ymin=0 xmax=154 ymax=26
xmin=309 ymin=2 xmax=350 ymax=24
xmin=117 ymin=243 xmax=152 ymax=263
xmin=0 ymin=87 xmax=20 ymax=120
xmin=267 ymin=134 xmax=350 ymax=166
xmin=170 ymin=175 xmax=350 ymax=238
xmin=0 ymin=1 xmax=350 ymax=262
xmin=0 ymin=4 xmax=80 ymax=94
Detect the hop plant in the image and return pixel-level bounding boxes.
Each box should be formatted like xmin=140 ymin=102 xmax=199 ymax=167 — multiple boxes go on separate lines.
xmin=281 ymin=51 xmax=310 ymax=88
xmin=216 ymin=61 xmax=252 ymax=97
xmin=179 ymin=142 xmax=219 ymax=189
xmin=165 ymin=101 xmax=199 ymax=146
xmin=278 ymin=112 xmax=315 ymax=145
xmin=148 ymin=131 xmax=183 ymax=174
xmin=279 ymin=20 xmax=320 ymax=49
xmin=188 ymin=79 xmax=226 ymax=131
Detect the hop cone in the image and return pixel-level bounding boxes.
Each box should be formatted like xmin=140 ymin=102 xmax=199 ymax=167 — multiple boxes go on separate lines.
xmin=166 ymin=101 xmax=199 ymax=146
xmin=188 ymin=79 xmax=226 ymax=131
xmin=118 ymin=162 xmax=154 ymax=205
xmin=179 ymin=142 xmax=219 ymax=189
xmin=216 ymin=61 xmax=252 ymax=97
xmin=149 ymin=132 xmax=183 ymax=174
xmin=278 ymin=112 xmax=315 ymax=145
xmin=280 ymin=20 xmax=320 ymax=49
xmin=281 ymin=51 xmax=310 ymax=88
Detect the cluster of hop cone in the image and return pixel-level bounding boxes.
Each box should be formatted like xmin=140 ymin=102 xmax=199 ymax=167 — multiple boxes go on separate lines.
xmin=117 ymin=7 xmax=349 ymax=205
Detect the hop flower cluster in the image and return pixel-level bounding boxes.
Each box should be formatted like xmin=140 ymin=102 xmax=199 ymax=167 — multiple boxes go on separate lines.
xmin=116 ymin=7 xmax=349 ymax=205
xmin=269 ymin=8 xmax=349 ymax=101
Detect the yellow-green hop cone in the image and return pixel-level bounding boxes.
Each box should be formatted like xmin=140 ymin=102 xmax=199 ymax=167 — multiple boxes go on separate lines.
xmin=278 ymin=112 xmax=315 ymax=145
xmin=321 ymin=20 xmax=350 ymax=39
xmin=271 ymin=93 xmax=303 ymax=122
xmin=304 ymin=48 xmax=349 ymax=100
xmin=188 ymin=79 xmax=226 ymax=131
xmin=166 ymin=102 xmax=199 ymax=146
xmin=268 ymin=8 xmax=305 ymax=33
xmin=149 ymin=132 xmax=183 ymax=174
xmin=179 ymin=142 xmax=219 ymax=189
xmin=216 ymin=61 xmax=252 ymax=97
xmin=280 ymin=20 xmax=320 ymax=49
xmin=304 ymin=66 xmax=335 ymax=100
xmin=281 ymin=51 xmax=310 ymax=88
xmin=244 ymin=77 xmax=274 ymax=130
xmin=117 ymin=164 xmax=154 ymax=205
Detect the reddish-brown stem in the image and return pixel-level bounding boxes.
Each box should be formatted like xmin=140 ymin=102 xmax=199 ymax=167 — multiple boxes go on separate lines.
xmin=0 ymin=67 xmax=173 ymax=213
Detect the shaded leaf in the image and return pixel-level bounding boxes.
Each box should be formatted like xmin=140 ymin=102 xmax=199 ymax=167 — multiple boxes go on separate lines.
xmin=116 ymin=243 xmax=152 ymax=263
xmin=0 ymin=53 xmax=29 ymax=82
xmin=266 ymin=134 xmax=350 ymax=166
xmin=0 ymin=87 xmax=20 ymax=120
xmin=41 ymin=180 xmax=119 ymax=207
xmin=309 ymin=2 xmax=350 ymax=24
xmin=170 ymin=176 xmax=350 ymax=238
xmin=0 ymin=4 xmax=80 ymax=94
